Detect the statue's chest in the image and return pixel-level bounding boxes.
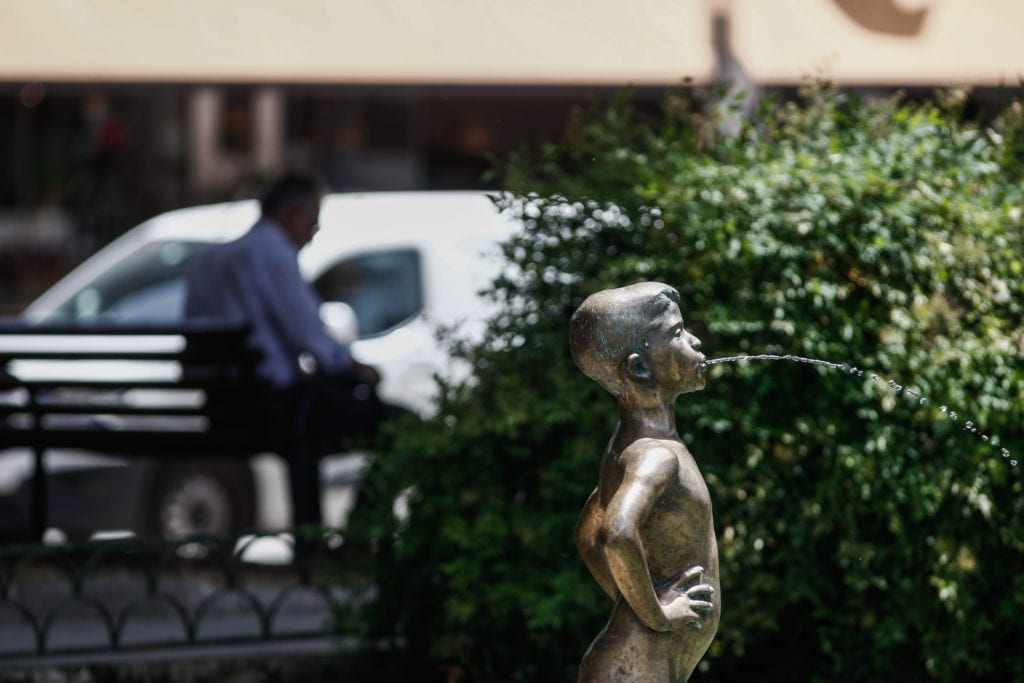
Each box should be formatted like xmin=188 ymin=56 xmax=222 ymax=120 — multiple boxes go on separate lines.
xmin=660 ymin=452 xmax=710 ymax=510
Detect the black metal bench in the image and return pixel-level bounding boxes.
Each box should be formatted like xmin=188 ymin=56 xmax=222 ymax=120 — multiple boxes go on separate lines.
xmin=0 ymin=320 xmax=275 ymax=541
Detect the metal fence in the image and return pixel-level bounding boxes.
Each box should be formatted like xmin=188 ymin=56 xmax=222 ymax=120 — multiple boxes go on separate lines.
xmin=0 ymin=532 xmax=363 ymax=667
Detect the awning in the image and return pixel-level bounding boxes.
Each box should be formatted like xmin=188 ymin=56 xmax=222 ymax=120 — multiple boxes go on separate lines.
xmin=730 ymin=0 xmax=1024 ymax=86
xmin=0 ymin=0 xmax=715 ymax=85
xmin=4 ymin=1 xmax=1020 ymax=88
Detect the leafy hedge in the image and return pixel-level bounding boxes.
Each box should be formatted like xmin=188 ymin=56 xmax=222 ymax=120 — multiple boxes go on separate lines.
xmin=346 ymin=86 xmax=1024 ymax=681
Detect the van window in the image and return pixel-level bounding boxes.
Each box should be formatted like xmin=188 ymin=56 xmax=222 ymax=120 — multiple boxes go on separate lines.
xmin=47 ymin=241 xmax=207 ymax=323
xmin=313 ymin=249 xmax=423 ymax=337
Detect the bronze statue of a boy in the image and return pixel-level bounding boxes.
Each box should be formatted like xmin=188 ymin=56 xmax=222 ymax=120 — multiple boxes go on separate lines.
xmin=570 ymin=282 xmax=719 ymax=682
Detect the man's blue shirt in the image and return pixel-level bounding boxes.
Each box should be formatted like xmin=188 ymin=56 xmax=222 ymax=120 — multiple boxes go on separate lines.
xmin=184 ymin=218 xmax=351 ymax=388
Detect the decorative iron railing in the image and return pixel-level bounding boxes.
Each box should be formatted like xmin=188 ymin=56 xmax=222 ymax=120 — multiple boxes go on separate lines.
xmin=0 ymin=532 xmax=360 ymax=663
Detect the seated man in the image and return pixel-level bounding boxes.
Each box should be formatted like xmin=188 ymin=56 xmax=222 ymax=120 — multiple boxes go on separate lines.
xmin=184 ymin=171 xmax=382 ymax=533
xmin=570 ymin=282 xmax=719 ymax=682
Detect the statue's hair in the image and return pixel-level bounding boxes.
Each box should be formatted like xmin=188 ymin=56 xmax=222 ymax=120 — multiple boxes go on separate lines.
xmin=569 ymin=282 xmax=680 ymax=396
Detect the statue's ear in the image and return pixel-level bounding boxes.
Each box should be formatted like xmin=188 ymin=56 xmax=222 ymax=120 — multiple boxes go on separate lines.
xmin=626 ymin=352 xmax=652 ymax=382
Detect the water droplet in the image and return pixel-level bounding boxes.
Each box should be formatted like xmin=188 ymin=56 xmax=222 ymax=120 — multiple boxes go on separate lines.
xmin=697 ymin=354 xmax=1014 ymax=474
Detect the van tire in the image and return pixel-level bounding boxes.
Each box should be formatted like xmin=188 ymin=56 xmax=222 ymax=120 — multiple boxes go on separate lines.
xmin=149 ymin=460 xmax=256 ymax=539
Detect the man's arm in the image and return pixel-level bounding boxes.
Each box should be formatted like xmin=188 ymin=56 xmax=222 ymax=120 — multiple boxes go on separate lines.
xmin=258 ymin=246 xmax=351 ymax=372
xmin=575 ymin=488 xmax=618 ymax=600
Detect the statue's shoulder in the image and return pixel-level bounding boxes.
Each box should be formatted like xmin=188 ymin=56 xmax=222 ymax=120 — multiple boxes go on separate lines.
xmin=617 ymin=438 xmax=681 ymax=471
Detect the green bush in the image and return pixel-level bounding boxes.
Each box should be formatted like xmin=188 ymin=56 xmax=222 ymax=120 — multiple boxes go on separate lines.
xmin=346 ymin=86 xmax=1024 ymax=681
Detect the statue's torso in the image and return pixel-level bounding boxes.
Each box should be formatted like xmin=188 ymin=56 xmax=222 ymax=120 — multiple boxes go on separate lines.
xmin=587 ymin=436 xmax=720 ymax=682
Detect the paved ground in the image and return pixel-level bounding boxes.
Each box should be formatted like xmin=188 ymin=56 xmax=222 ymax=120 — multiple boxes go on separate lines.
xmin=0 ymin=646 xmax=356 ymax=683
xmin=0 ymin=642 xmax=354 ymax=681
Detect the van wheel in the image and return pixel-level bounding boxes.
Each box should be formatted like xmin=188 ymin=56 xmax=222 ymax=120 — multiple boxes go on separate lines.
xmin=149 ymin=461 xmax=255 ymax=539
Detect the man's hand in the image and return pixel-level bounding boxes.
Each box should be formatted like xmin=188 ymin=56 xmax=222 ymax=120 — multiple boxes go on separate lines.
xmin=350 ymin=360 xmax=380 ymax=387
xmin=298 ymin=354 xmax=379 ymax=387
xmin=657 ymin=565 xmax=715 ymax=632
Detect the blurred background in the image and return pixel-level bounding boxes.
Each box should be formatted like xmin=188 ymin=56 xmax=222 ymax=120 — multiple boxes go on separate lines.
xmin=4 ymin=1 xmax=1024 ymax=680
xmin=3 ymin=0 xmax=1023 ymax=315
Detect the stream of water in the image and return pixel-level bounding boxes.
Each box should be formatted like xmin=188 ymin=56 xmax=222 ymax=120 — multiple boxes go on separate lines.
xmin=701 ymin=354 xmax=1018 ymax=470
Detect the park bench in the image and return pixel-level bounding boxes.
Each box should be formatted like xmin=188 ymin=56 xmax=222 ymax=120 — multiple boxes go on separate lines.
xmin=0 ymin=320 xmax=279 ymax=541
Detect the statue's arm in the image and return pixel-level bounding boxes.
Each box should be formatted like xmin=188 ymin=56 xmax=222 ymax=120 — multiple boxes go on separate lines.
xmin=575 ymin=488 xmax=618 ymax=600
xmin=601 ymin=445 xmax=678 ymax=632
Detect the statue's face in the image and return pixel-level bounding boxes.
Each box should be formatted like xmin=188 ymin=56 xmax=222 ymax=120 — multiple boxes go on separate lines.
xmin=643 ymin=302 xmax=705 ymax=396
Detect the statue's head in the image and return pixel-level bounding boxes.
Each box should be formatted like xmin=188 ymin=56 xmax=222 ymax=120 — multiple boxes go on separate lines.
xmin=569 ymin=282 xmax=705 ymax=400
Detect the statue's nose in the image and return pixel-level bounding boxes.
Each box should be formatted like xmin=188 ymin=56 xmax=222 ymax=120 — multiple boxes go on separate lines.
xmin=688 ymin=333 xmax=702 ymax=352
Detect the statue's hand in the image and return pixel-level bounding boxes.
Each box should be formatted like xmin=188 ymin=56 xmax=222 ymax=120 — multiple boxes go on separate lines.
xmin=657 ymin=565 xmax=715 ymax=632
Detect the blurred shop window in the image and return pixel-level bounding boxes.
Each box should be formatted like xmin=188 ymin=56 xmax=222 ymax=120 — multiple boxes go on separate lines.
xmin=49 ymin=241 xmax=207 ymax=323
xmin=219 ymin=94 xmax=253 ymax=154
xmin=364 ymin=100 xmax=414 ymax=148
xmin=425 ymin=119 xmax=495 ymax=190
xmin=313 ymin=249 xmax=423 ymax=338
xmin=285 ymin=95 xmax=331 ymax=170
xmin=286 ymin=96 xmax=423 ymax=190
xmin=187 ymin=88 xmax=284 ymax=201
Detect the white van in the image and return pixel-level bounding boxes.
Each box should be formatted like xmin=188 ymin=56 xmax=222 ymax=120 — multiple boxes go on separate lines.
xmin=2 ymin=192 xmax=514 ymax=539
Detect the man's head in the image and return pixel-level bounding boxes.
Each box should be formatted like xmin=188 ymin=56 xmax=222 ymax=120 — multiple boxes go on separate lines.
xmin=260 ymin=171 xmax=324 ymax=248
xmin=569 ymin=282 xmax=704 ymax=400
